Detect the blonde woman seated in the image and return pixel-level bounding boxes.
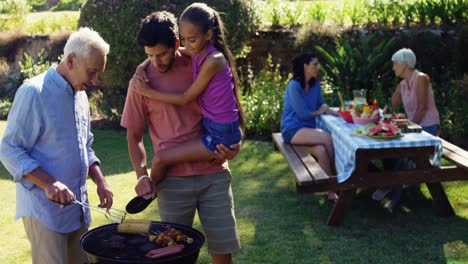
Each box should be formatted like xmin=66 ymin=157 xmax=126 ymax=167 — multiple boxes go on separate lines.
xmin=280 ymin=52 xmax=339 ymax=202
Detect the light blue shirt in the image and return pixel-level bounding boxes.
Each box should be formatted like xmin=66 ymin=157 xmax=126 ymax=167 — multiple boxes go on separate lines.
xmin=0 ymin=66 xmax=99 ymax=233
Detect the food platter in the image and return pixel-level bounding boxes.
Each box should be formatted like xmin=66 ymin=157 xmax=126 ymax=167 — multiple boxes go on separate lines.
xmin=366 ymin=134 xmax=403 ymax=140
xmin=352 ymin=123 xmax=403 ymax=140
xmin=351 ymin=133 xmax=403 ymax=140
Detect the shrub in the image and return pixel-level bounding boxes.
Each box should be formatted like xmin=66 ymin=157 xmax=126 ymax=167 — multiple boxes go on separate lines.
xmin=1 ymin=49 xmax=61 ymax=100
xmin=314 ymin=33 xmax=399 ymax=100
xmin=0 ymin=57 xmax=8 ymax=79
xmin=27 ymin=0 xmax=46 ymax=11
xmin=0 ymin=0 xmax=31 ymax=14
xmin=434 ymin=75 xmax=468 ymax=145
xmin=78 ymin=0 xmax=258 ymax=119
xmin=455 ymin=25 xmax=468 ymax=75
xmin=241 ymin=55 xmax=289 ymax=139
xmin=0 ymin=57 xmax=11 ymax=99
xmin=0 ymin=99 xmax=12 ymax=120
xmin=305 ymin=2 xmax=328 ymax=24
xmin=52 ymin=0 xmax=85 ymax=11
xmin=399 ymin=29 xmax=457 ymax=84
xmin=18 ymin=49 xmax=58 ymax=79
xmin=27 ymin=11 xmax=79 ymax=35
xmin=0 ymin=0 xmax=31 ymax=31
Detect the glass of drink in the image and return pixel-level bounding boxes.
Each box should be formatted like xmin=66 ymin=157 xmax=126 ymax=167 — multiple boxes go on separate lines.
xmin=352 ymin=89 xmax=367 ymax=105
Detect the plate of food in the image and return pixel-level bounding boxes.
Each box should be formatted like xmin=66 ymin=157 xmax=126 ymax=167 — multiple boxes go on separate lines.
xmin=367 ymin=134 xmax=403 ymax=140
xmin=353 ymin=123 xmax=402 ymax=140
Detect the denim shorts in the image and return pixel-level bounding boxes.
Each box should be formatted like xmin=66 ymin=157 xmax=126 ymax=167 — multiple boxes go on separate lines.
xmin=201 ymin=118 xmax=242 ymax=152
xmin=281 ymin=127 xmax=301 ymax=144
xmin=422 ymin=124 xmax=439 ymax=136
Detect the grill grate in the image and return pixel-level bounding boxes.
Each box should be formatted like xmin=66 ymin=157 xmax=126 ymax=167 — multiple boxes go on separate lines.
xmin=81 ymin=222 xmax=205 ymax=264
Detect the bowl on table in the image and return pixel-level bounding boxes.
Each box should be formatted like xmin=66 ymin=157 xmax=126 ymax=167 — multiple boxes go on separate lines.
xmin=352 ymin=115 xmax=379 ymax=125
xmin=339 ymin=110 xmax=353 ymax=123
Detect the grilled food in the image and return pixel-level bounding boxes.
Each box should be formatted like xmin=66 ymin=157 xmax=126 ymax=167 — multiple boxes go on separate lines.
xmin=117 ymin=219 xmax=151 ymax=234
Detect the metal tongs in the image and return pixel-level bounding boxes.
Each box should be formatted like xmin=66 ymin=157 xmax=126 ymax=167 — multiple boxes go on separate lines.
xmin=73 ymin=200 xmax=127 ymax=224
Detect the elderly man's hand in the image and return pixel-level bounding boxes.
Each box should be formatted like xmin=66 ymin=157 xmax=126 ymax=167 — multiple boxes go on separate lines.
xmin=45 ymin=181 xmax=76 ymax=208
xmin=212 ymin=142 xmax=241 ymax=164
xmin=96 ymin=181 xmax=113 ymax=209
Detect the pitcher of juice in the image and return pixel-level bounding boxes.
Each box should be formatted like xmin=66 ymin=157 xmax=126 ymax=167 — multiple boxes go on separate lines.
xmin=352 ymin=89 xmax=367 ymax=105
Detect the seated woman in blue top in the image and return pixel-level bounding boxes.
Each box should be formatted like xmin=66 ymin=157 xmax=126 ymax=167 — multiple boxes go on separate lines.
xmin=281 ymin=52 xmax=339 ymax=202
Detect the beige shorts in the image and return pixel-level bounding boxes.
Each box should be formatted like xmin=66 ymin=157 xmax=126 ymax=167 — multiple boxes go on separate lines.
xmin=22 ymin=216 xmax=88 ymax=264
xmin=156 ymin=171 xmax=241 ymax=254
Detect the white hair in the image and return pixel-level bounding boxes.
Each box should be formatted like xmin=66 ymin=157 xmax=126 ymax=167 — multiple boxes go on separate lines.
xmin=391 ymin=48 xmax=416 ymax=69
xmin=63 ymin=27 xmax=110 ymax=60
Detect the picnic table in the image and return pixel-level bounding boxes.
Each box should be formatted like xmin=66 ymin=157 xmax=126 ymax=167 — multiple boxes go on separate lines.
xmin=273 ymin=111 xmax=468 ymax=226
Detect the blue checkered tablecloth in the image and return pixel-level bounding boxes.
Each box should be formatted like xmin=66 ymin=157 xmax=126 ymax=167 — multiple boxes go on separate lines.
xmin=316 ymin=113 xmax=442 ymax=183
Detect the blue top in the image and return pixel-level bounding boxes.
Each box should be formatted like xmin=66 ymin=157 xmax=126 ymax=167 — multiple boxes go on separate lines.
xmin=0 ymin=66 xmax=99 ymax=233
xmin=280 ymin=80 xmax=324 ymax=143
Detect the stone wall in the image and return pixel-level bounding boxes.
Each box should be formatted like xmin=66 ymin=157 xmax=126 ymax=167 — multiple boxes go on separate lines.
xmin=245 ymin=29 xmax=300 ymax=73
xmin=0 ymin=32 xmax=69 ymax=92
xmin=0 ymin=29 xmax=299 ymax=92
xmin=1 ymin=26 xmax=464 ymax=90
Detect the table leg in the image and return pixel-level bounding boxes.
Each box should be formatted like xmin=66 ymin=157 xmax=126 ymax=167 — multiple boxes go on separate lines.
xmin=327 ymin=189 xmax=356 ymax=226
xmin=426 ymin=182 xmax=455 ymax=217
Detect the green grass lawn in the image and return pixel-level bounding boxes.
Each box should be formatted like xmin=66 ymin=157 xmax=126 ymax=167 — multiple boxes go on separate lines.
xmin=0 ymin=120 xmax=467 ymax=263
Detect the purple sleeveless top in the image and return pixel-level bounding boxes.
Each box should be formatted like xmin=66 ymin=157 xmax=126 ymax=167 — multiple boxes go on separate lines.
xmin=400 ymin=70 xmax=440 ymax=127
xmin=192 ymin=45 xmax=239 ymax=123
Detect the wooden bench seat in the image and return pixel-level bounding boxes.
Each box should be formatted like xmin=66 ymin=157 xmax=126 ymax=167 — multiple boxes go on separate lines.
xmin=272 ymin=133 xmax=337 ymax=193
xmin=440 ymin=138 xmax=468 ymax=170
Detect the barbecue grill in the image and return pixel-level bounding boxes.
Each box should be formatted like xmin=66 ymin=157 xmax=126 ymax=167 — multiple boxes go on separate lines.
xmin=81 ymin=221 xmax=205 ymax=264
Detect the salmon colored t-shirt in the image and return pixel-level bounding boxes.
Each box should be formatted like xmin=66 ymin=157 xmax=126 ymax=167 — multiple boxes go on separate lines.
xmin=121 ymin=53 xmax=228 ymax=176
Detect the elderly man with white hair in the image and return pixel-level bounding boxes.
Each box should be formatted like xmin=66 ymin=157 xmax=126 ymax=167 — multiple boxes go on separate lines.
xmin=372 ymin=48 xmax=440 ymax=209
xmin=0 ymin=27 xmax=113 ymax=264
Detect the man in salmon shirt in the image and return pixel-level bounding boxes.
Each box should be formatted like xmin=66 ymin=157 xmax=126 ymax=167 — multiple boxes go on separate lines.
xmin=120 ymin=11 xmax=240 ymax=264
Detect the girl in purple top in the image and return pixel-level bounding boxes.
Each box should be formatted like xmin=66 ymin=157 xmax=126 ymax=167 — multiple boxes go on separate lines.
xmin=134 ymin=3 xmax=244 ymax=186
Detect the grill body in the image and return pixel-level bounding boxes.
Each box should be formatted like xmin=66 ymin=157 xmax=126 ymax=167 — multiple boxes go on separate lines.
xmin=80 ymin=221 xmax=205 ymax=264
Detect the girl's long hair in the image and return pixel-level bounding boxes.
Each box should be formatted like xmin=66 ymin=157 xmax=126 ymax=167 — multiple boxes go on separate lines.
xmin=291 ymin=53 xmax=319 ymax=89
xmin=180 ymin=3 xmax=245 ymax=132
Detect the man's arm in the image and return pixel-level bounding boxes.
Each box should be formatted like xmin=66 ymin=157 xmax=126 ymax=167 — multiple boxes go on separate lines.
xmin=0 ymin=85 xmax=41 ymax=184
xmin=134 ymin=54 xmax=224 ymax=105
xmin=88 ymin=163 xmax=113 ymax=209
xmin=84 ymin=99 xmax=113 ymax=208
xmin=25 ymin=167 xmax=75 ymax=206
xmin=127 ymin=127 xmax=153 ymax=197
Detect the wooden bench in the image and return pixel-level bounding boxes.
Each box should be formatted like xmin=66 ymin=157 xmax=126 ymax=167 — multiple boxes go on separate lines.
xmin=272 ymin=132 xmax=468 ymax=225
xmin=272 ymin=133 xmax=338 ymax=193
xmin=440 ymin=138 xmax=468 ymax=170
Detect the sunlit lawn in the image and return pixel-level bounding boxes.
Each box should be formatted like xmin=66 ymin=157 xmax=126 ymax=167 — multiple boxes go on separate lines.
xmin=0 ymin=120 xmax=467 ymax=263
